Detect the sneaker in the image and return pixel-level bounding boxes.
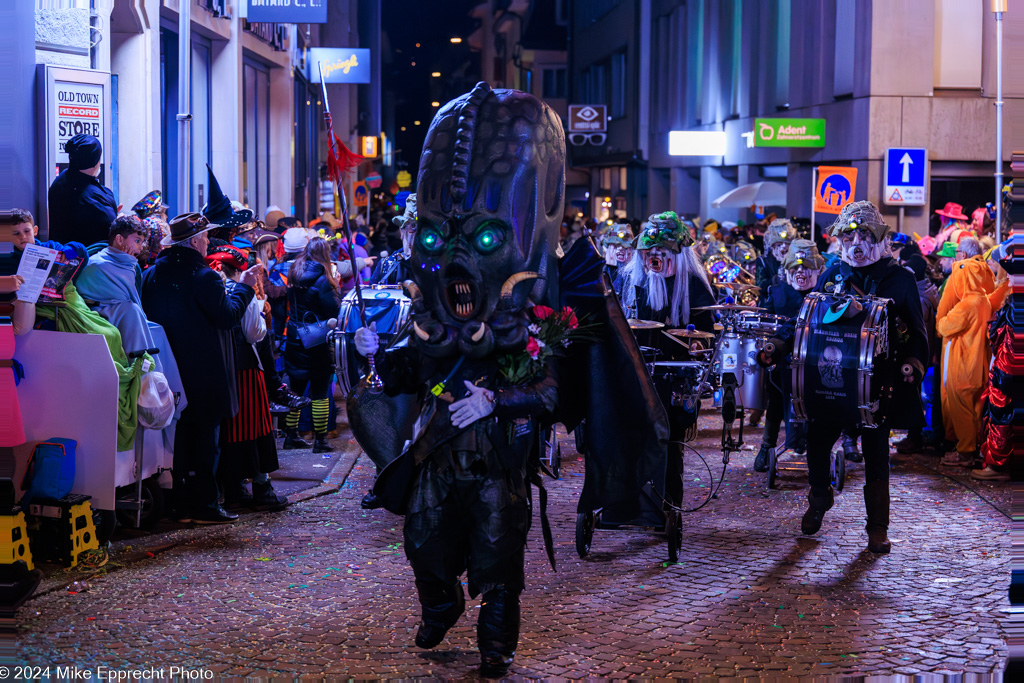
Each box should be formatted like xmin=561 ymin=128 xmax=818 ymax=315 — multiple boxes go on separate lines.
xmin=969 ymin=466 xmax=1010 ymax=481
xmin=268 ymin=401 xmax=291 ymax=416
xmin=941 ymin=451 xmax=977 ymax=468
xmin=274 ymin=384 xmax=312 ymax=411
xmin=753 ymin=444 xmax=771 ymax=473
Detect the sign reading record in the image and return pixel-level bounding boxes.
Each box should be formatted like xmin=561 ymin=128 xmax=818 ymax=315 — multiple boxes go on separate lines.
xmin=754 ymin=118 xmax=826 ymax=148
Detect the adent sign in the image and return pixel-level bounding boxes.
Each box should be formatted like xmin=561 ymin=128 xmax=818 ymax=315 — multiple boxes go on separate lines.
xmin=309 ymin=48 xmax=371 ymax=84
xmin=754 ymin=118 xmax=826 ymax=148
xmin=246 ymin=0 xmax=328 ymax=24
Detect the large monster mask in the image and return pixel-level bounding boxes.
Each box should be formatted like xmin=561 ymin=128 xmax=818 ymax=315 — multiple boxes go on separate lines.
xmin=408 ymin=82 xmax=565 ymax=359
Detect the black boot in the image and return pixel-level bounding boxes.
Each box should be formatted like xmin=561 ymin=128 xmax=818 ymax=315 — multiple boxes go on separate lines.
xmin=863 ymin=481 xmax=891 ymax=554
xmin=414 ymin=581 xmax=465 ymax=649
xmin=478 ymin=587 xmax=520 ymax=679
xmin=801 ymin=486 xmax=835 ymax=536
xmin=360 ymin=491 xmax=383 ymax=509
xmin=251 ymin=479 xmax=289 ymax=512
xmin=753 ymin=444 xmax=772 ymax=473
xmin=281 ymin=429 xmax=311 ymax=450
xmin=842 ymin=433 xmax=863 ymax=462
xmin=312 ymin=432 xmax=334 ymax=454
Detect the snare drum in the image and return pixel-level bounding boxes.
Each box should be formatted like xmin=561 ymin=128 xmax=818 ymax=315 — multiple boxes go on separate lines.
xmin=735 ymin=312 xmax=789 ymax=338
xmin=791 ymin=292 xmax=894 ymax=428
xmin=714 ymin=333 xmax=766 ymax=410
xmin=333 ymin=286 xmax=411 ymax=395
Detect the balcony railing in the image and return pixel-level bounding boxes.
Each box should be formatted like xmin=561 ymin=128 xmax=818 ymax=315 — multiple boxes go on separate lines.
xmin=243 ymin=21 xmax=288 ymax=52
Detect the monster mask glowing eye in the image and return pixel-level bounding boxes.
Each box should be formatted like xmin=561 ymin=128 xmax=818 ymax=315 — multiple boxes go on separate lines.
xmin=473 ymin=221 xmax=505 ymax=254
xmin=418 ymin=225 xmax=445 ymax=254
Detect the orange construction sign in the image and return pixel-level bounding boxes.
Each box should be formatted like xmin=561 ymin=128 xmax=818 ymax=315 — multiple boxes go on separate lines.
xmin=813 ymin=166 xmax=858 ymax=215
xmin=353 ymin=181 xmax=368 ymax=208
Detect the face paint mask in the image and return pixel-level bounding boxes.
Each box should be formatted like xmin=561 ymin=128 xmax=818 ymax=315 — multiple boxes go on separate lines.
xmin=642 ymin=247 xmax=676 ymax=278
xmin=839 ymin=228 xmax=884 ymax=267
xmin=785 ymin=265 xmax=820 ymax=292
xmin=614 ymin=245 xmax=634 ymax=264
xmin=770 ymin=242 xmax=790 ymax=262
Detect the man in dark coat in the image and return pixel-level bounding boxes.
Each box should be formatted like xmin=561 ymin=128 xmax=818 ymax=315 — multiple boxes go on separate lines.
xmin=141 ymin=213 xmax=261 ymax=524
xmin=47 ymin=134 xmax=118 ymax=247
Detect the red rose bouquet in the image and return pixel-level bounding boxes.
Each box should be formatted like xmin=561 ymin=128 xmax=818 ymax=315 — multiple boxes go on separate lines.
xmin=498 ymin=305 xmax=594 ymax=385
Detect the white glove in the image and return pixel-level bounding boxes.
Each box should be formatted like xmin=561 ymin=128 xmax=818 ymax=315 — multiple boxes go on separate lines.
xmin=354 ymin=322 xmax=379 ymax=357
xmin=449 ymin=380 xmax=495 ymax=429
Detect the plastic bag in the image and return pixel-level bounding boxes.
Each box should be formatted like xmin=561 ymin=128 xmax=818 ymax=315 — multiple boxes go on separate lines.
xmin=138 ymin=371 xmax=175 ymax=430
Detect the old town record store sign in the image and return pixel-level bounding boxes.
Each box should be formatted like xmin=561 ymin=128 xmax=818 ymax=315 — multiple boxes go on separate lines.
xmin=246 ymin=0 xmax=328 ymax=24
xmin=754 ymin=117 xmax=826 ymax=148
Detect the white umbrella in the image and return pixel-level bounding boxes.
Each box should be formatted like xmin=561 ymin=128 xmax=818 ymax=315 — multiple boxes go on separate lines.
xmin=711 ymin=181 xmax=787 ymax=208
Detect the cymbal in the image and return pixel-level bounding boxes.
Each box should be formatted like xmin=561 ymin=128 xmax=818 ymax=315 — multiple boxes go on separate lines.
xmin=693 ymin=304 xmax=766 ymax=312
xmin=628 ymin=318 xmax=665 ymax=330
xmin=665 ymin=328 xmax=716 ymax=340
xmin=714 ymin=282 xmax=760 ymax=292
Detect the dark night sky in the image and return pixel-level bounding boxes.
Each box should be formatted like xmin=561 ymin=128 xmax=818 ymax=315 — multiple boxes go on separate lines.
xmin=381 ymin=0 xmax=482 ymax=180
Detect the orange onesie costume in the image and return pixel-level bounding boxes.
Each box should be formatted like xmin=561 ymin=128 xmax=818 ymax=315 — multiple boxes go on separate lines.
xmin=936 ymin=257 xmax=995 ymax=454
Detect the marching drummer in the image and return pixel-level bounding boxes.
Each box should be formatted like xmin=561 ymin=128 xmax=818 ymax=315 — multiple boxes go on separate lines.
xmin=618 ymin=211 xmax=716 ymax=332
xmin=601 ymin=222 xmax=635 ymax=288
xmin=753 ymin=239 xmax=825 ymax=472
xmin=371 ymin=193 xmax=416 ymax=285
xmin=788 ymin=202 xmax=927 ymax=554
xmin=755 ymin=218 xmax=796 ymax=301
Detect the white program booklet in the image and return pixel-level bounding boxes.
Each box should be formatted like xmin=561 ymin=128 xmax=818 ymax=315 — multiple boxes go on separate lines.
xmin=15 ymin=243 xmax=59 ymax=304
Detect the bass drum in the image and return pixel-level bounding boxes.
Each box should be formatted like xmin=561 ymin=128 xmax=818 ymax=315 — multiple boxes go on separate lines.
xmin=791 ymin=292 xmax=895 ymax=428
xmin=333 ymin=285 xmax=411 ymax=395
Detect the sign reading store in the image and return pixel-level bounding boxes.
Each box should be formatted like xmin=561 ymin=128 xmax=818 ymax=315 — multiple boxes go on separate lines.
xmin=245 ymin=0 xmax=328 ymax=24
xmin=753 ymin=118 xmax=826 ymax=148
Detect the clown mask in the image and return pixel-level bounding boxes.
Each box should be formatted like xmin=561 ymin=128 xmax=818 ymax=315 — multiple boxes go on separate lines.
xmin=785 ymin=265 xmax=820 ymax=292
xmin=642 ymin=247 xmax=676 ymax=277
xmin=839 ymin=227 xmax=885 ymax=267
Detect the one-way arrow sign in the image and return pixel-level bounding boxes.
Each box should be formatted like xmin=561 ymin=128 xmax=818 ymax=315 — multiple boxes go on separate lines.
xmin=884 ymin=147 xmax=927 ymax=206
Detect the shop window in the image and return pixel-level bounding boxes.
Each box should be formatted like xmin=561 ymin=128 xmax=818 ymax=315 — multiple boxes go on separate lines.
xmin=600 ymin=167 xmax=612 ymax=191
xmin=610 ymin=52 xmax=626 ymax=118
xmin=243 ymin=60 xmax=271 ymax=215
xmin=775 ymin=0 xmax=790 ymax=108
xmin=542 ymin=67 xmax=567 ymax=99
xmin=934 ymin=0 xmax=982 ymax=89
xmin=619 ymin=167 xmax=628 ymax=192
xmin=833 ymin=0 xmax=855 ymax=97
xmin=159 ymin=29 xmax=212 ymax=215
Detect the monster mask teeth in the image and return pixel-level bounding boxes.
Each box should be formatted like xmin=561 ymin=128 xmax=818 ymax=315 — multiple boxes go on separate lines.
xmin=446 ymin=279 xmax=477 ymax=320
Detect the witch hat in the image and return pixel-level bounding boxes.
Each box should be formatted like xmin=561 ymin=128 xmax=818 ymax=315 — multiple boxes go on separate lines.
xmin=202 ymin=163 xmax=253 ymax=229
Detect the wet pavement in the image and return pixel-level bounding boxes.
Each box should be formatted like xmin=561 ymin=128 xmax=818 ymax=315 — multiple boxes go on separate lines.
xmin=15 ymin=412 xmax=1010 ymax=678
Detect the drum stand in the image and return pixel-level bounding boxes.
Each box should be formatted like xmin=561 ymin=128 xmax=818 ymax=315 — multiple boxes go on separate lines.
xmin=719 ymin=377 xmax=743 ymax=464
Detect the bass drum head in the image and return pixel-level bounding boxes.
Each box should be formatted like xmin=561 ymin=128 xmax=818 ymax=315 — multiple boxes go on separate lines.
xmin=794 ymin=294 xmax=890 ymax=427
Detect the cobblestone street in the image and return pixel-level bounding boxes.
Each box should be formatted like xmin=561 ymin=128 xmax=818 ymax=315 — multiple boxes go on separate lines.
xmin=17 ymin=414 xmax=1010 ymax=678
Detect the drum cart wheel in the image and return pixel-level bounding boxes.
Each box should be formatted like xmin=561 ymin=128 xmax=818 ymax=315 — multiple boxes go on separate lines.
xmin=665 ymin=509 xmax=682 ymax=563
xmin=831 ymin=448 xmax=846 ymax=492
xmin=116 ymin=476 xmax=165 ymax=529
xmin=766 ymin=447 xmax=779 ymax=490
xmin=575 ymin=511 xmax=596 ymax=558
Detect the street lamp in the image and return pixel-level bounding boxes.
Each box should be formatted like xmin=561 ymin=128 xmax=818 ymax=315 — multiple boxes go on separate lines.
xmin=431 ymin=72 xmax=441 ymax=77
xmin=993 ymin=0 xmax=1007 ymax=241
xmin=450 ymin=37 xmax=462 ymax=44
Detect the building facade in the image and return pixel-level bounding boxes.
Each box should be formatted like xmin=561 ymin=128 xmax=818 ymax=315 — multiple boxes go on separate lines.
xmin=14 ymin=0 xmax=376 ymax=236
xmin=570 ymin=0 xmax=1022 ymax=236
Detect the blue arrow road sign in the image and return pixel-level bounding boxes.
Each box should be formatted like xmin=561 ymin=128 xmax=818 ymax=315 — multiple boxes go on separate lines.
xmin=884 ymin=148 xmax=927 ymax=206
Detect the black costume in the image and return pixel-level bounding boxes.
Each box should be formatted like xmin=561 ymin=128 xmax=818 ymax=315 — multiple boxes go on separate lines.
xmin=369 ymin=251 xmax=409 ymax=285
xmin=47 ymin=169 xmax=117 ymax=247
xmin=802 ymin=255 xmax=927 ymax=543
xmin=754 ymin=253 xmax=782 ymax=299
xmin=759 ymin=281 xmax=809 ymax=456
